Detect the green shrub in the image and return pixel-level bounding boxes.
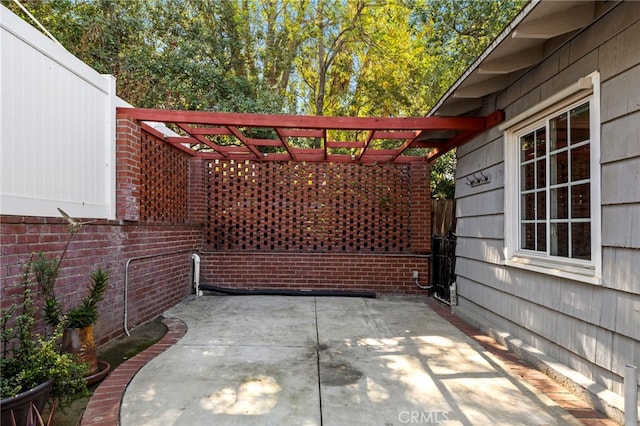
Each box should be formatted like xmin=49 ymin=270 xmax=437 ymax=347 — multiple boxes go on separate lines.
xmin=0 ymin=257 xmax=88 ymax=405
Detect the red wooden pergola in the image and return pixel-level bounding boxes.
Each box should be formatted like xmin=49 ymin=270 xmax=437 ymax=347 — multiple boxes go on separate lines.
xmin=120 ymin=108 xmax=504 ymax=164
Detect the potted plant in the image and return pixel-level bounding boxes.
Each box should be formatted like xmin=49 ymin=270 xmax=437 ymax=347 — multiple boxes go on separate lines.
xmin=33 ymin=246 xmax=110 ymax=379
xmin=44 ymin=268 xmax=110 ymax=376
xmin=1 ymin=256 xmax=88 ymax=426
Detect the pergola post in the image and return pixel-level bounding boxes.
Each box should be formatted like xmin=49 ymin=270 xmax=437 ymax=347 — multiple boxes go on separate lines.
xmin=410 ymin=162 xmax=432 ymax=253
xmin=188 ymin=157 xmax=206 ymax=226
xmin=115 ymin=114 xmax=141 ymax=221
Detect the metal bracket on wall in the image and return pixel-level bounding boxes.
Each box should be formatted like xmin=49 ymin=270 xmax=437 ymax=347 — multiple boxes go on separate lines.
xmin=465 ymin=171 xmax=491 ymax=187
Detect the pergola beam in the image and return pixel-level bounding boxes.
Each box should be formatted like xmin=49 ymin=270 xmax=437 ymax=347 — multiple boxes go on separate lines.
xmin=124 ymin=108 xmax=487 ymax=131
xmin=426 ymin=111 xmax=505 ymax=162
xmin=226 ymin=126 xmax=262 ymax=160
xmin=121 ymin=107 xmax=504 ymax=164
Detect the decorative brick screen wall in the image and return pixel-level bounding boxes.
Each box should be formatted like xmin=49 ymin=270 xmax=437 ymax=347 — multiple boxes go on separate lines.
xmin=166 ymin=116 xmax=431 ymax=294
xmin=139 ymin=131 xmax=190 ymax=224
xmin=204 ymin=160 xmax=429 ymax=253
xmin=197 ymin=152 xmax=432 ymax=293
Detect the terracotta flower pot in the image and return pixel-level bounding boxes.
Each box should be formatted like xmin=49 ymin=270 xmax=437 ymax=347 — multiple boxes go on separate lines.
xmin=86 ymin=360 xmax=111 ymax=386
xmin=62 ymin=325 xmax=98 ymax=375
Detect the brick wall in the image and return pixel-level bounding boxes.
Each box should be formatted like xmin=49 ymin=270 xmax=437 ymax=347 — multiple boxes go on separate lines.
xmin=188 ymin=157 xmax=206 ymax=225
xmin=197 ymin=153 xmax=432 ymax=294
xmin=115 ymin=114 xmax=141 ymax=221
xmin=1 ymin=116 xmax=433 ymax=346
xmin=199 ymin=253 xmax=430 ymax=294
xmin=139 ymin=130 xmax=190 ymax=224
xmin=0 ymin=217 xmax=200 ymax=345
xmin=410 ymin=163 xmax=431 ymax=253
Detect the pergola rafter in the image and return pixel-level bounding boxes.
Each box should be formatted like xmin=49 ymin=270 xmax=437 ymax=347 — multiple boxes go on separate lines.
xmin=121 ymin=108 xmax=504 ymax=164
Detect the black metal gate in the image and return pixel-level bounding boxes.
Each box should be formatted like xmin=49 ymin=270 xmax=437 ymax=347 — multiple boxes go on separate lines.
xmin=431 ymin=233 xmax=456 ymax=303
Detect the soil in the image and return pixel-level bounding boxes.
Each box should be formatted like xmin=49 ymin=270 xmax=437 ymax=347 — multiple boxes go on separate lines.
xmin=48 ymin=317 xmax=168 ymax=425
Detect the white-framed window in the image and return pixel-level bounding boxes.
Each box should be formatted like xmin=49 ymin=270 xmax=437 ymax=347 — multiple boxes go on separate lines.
xmin=503 ymin=72 xmax=601 ymax=284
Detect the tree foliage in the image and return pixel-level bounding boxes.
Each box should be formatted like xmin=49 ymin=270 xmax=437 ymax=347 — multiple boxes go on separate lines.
xmin=413 ymin=0 xmax=527 ymax=197
xmin=430 ymin=150 xmax=457 ymax=199
xmin=4 ymin=0 xmax=525 ymax=197
xmin=414 ymin=0 xmax=526 ymax=94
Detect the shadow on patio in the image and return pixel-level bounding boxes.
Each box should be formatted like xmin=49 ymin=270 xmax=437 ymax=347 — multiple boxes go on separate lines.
xmin=114 ymin=295 xmax=578 ymax=426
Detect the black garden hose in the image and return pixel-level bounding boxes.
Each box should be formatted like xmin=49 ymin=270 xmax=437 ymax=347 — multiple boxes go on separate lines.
xmin=198 ymin=284 xmax=376 ymax=299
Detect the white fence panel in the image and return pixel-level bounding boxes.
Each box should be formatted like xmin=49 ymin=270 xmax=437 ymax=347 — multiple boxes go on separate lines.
xmin=0 ymin=5 xmax=115 ymax=219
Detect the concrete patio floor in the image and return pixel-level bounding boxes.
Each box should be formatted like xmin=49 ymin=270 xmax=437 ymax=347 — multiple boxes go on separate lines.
xmin=119 ymin=295 xmax=580 ymax=425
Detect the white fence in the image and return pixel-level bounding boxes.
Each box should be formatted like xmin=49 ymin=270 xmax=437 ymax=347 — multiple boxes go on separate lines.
xmin=0 ymin=5 xmax=116 ymax=219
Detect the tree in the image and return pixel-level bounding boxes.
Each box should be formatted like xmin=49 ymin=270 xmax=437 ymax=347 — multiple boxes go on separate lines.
xmin=287 ymin=1 xmax=366 ymax=117
xmin=413 ymin=0 xmax=527 ymax=198
xmin=414 ymin=0 xmax=527 ymax=94
xmin=256 ymin=1 xmax=311 ymax=103
xmin=3 ymin=0 xmax=284 ymax=112
xmin=4 ymin=0 xmax=525 ymax=196
xmin=290 ymin=1 xmax=436 ymax=118
xmin=430 ymin=150 xmax=457 ymax=199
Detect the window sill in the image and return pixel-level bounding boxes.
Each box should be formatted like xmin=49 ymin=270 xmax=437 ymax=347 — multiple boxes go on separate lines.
xmin=505 ymin=257 xmax=602 ymax=285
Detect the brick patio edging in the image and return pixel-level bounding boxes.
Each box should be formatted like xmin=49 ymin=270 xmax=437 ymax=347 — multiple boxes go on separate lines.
xmin=80 ymin=317 xmax=187 ymax=426
xmin=423 ymin=298 xmax=618 ymax=426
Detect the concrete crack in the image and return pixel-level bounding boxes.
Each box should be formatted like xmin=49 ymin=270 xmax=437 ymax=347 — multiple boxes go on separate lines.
xmin=313 ymin=297 xmax=324 ymax=426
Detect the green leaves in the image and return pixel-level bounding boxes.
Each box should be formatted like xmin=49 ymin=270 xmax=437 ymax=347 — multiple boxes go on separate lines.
xmin=65 ymin=269 xmax=110 ymax=329
xmin=6 ymin=0 xmax=523 ymax=117
xmin=0 ymin=260 xmax=88 ymax=402
xmin=6 ymin=0 xmax=524 ymax=197
xmin=430 ymin=150 xmax=458 ymax=200
xmin=415 ymin=0 xmax=527 ymax=91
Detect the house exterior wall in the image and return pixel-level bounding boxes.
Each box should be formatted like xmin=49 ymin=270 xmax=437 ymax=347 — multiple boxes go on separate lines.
xmin=453 ymin=1 xmax=640 ymax=403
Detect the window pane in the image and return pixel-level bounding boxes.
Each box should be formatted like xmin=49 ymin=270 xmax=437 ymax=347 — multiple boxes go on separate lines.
xmin=522 ymin=193 xmax=535 ymax=220
xmin=571 ymin=222 xmax=591 ymax=260
xmin=522 ymin=223 xmax=535 ymax=250
xmin=536 ymin=128 xmax=546 ymax=157
xmin=522 ymin=163 xmax=535 ymax=190
xmin=536 ymin=191 xmax=546 ymax=220
xmin=550 ymin=112 xmax=568 ymax=151
xmin=536 ymin=223 xmax=546 ymax=252
xmin=551 ymin=187 xmax=568 ymax=219
xmin=536 ymin=159 xmax=546 ymax=188
xmin=551 ymin=222 xmax=569 ymax=257
xmin=570 ymin=103 xmax=590 ymax=144
xmin=521 ymin=132 xmax=535 ymax=162
xmin=571 ymin=144 xmax=590 ymax=181
xmin=571 ymin=183 xmax=590 ymax=218
xmin=550 ymin=151 xmax=568 ymax=185
xmin=515 ymin=101 xmax=593 ymax=262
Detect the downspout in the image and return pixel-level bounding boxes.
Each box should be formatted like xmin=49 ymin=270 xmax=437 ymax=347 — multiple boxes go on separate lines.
xmin=625 ymin=364 xmax=638 ymax=426
xmin=123 ymin=249 xmax=194 ymax=336
xmin=192 ymin=253 xmax=201 ymax=297
xmin=449 ymin=282 xmax=457 ymax=314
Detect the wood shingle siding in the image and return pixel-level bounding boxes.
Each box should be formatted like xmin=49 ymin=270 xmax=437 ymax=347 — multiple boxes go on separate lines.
xmin=447 ymin=2 xmax=640 ymax=418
